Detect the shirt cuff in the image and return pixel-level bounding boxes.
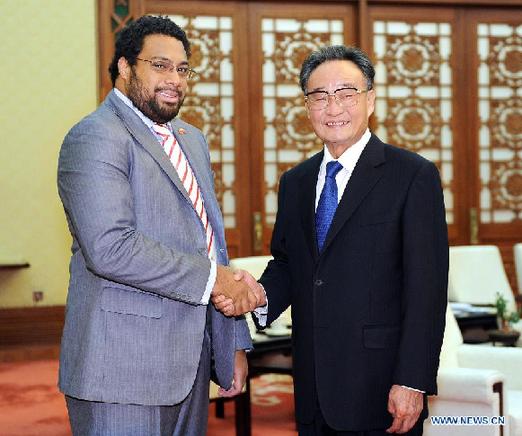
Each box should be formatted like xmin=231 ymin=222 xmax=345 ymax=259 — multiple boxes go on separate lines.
xmin=200 ymin=260 xmax=217 ymax=304
xmin=252 ymin=283 xmax=268 ymax=327
xmin=401 ymin=385 xmax=425 ymax=394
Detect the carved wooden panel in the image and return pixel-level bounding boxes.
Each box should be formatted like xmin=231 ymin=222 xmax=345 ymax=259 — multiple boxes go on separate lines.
xmin=97 ymin=1 xmax=521 ymax=261
xmin=373 ymin=21 xmax=455 ymax=224
xmin=165 ymin=15 xmax=237 ymax=228
xmin=477 ymin=23 xmax=522 ymax=224
xmin=262 ymin=18 xmax=345 ymax=225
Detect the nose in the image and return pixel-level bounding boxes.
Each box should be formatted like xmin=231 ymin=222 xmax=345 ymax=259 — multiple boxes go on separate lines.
xmin=325 ymin=94 xmax=344 ymax=115
xmin=164 ymin=68 xmax=182 ymax=85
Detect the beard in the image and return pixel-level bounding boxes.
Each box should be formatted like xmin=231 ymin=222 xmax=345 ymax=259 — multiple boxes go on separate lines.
xmin=126 ymin=68 xmax=185 ymax=124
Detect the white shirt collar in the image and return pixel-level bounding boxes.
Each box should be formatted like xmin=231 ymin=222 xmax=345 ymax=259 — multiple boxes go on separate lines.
xmin=321 ymin=128 xmax=371 ymax=175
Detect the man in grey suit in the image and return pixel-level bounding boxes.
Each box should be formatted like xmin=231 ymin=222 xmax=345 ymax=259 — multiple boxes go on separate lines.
xmin=57 ymin=16 xmax=263 ymax=435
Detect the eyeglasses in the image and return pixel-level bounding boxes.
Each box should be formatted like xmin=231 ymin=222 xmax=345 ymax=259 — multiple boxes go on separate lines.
xmin=305 ymin=87 xmax=370 ymax=110
xmin=136 ymin=58 xmax=197 ymax=79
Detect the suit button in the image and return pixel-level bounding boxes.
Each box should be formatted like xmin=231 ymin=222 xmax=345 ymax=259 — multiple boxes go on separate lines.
xmin=315 ymin=279 xmax=323 ymax=287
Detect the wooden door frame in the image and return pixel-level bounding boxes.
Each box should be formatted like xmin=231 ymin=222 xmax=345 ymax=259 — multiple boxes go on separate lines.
xmin=463 ymin=8 xmax=522 ymax=244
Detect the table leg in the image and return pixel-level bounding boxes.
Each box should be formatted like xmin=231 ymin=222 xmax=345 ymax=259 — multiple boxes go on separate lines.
xmin=234 ymin=377 xmax=252 ymax=436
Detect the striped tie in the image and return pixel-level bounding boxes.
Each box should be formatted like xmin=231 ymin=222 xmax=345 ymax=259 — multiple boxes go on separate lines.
xmin=153 ymin=123 xmax=215 ymax=258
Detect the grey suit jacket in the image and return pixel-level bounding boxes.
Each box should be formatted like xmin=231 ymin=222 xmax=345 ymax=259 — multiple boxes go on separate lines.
xmin=57 ymin=90 xmax=251 ymax=405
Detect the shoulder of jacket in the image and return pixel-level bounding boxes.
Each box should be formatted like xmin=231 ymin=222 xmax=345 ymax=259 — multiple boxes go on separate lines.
xmin=285 ymin=151 xmax=323 ymax=179
xmin=65 ymin=104 xmax=126 ymax=139
xmin=381 ymin=141 xmax=433 ymax=170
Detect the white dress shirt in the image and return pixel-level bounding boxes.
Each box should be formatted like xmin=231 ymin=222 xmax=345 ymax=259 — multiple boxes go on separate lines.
xmin=315 ymin=129 xmax=371 ymax=210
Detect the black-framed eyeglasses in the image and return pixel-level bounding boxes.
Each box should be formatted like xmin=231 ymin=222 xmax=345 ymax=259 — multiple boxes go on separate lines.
xmin=136 ymin=58 xmax=197 ymax=80
xmin=305 ymin=87 xmax=370 ymax=110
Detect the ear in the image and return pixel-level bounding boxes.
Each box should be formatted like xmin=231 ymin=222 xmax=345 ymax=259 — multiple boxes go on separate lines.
xmin=366 ymin=89 xmax=376 ymax=118
xmin=117 ymin=57 xmax=131 ymax=81
xmin=304 ymin=100 xmax=311 ymax=119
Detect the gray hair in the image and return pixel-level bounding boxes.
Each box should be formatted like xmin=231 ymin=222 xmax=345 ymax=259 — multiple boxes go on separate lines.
xmin=299 ymin=45 xmax=375 ymax=93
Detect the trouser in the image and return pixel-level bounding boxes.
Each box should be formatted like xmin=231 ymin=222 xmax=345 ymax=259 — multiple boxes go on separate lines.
xmin=66 ymin=331 xmax=211 ymax=436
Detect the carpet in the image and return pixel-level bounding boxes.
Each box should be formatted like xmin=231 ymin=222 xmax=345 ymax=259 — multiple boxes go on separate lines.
xmin=0 ymin=360 xmax=296 ymax=435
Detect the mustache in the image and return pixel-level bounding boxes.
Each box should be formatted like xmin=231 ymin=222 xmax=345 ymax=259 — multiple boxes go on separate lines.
xmin=155 ymin=87 xmax=182 ymax=94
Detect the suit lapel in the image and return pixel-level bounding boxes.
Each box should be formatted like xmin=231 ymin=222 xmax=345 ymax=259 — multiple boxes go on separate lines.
xmin=321 ymin=135 xmax=386 ymax=254
xmin=105 ymin=91 xmax=191 ymax=205
xmin=299 ymin=152 xmax=323 ymax=261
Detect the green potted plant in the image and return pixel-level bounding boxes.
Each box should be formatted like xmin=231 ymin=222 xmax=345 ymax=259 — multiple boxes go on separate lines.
xmin=495 ymin=292 xmax=521 ymax=332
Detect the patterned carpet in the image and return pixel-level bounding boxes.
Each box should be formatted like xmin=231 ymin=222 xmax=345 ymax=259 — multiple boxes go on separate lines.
xmin=0 ymin=360 xmax=296 ymax=436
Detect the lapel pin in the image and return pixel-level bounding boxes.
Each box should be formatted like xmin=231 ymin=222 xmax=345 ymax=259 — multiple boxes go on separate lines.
xmin=178 ymin=128 xmax=187 ymax=135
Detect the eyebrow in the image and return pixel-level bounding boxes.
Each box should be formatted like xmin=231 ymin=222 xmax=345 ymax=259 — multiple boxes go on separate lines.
xmin=149 ymin=56 xmax=189 ymax=66
xmin=307 ymin=83 xmax=357 ymax=92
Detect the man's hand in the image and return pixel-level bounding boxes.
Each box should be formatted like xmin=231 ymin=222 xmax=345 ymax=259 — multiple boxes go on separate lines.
xmin=212 ymin=266 xmax=257 ymax=316
xmin=386 ymin=385 xmax=423 ymax=434
xmin=211 ymin=269 xmax=266 ymax=316
xmin=236 ymin=269 xmax=267 ymax=307
xmin=218 ymin=350 xmax=248 ymax=397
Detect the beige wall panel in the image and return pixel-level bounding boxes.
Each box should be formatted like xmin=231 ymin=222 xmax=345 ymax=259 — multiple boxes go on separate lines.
xmin=0 ymin=0 xmax=97 ymax=307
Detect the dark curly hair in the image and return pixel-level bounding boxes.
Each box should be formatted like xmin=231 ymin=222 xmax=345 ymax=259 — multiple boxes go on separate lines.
xmin=299 ymin=45 xmax=375 ymax=93
xmin=108 ymin=15 xmax=191 ymax=86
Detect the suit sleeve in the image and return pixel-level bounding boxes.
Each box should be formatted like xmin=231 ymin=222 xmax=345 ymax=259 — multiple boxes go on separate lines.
xmin=256 ymin=172 xmax=293 ymax=327
xmin=393 ymin=160 xmax=449 ymax=395
xmin=234 ymin=316 xmax=253 ymax=350
xmin=58 ymin=120 xmax=211 ymax=305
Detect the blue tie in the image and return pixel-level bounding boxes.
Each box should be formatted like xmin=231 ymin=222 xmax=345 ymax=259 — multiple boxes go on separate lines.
xmin=316 ymin=161 xmax=343 ymax=252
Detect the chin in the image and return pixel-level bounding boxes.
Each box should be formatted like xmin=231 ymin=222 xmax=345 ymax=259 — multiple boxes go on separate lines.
xmin=160 ymin=101 xmax=182 ymax=117
xmin=325 ymin=134 xmax=352 ymax=145
xmin=149 ymin=104 xmax=181 ymax=123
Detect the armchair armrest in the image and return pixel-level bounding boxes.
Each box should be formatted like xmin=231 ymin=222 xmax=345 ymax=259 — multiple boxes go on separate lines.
xmin=436 ymin=367 xmax=504 ymax=404
xmin=458 ymin=344 xmax=522 ymax=390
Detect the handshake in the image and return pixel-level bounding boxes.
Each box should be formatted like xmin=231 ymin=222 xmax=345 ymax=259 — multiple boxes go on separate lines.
xmin=211 ymin=265 xmax=266 ymax=316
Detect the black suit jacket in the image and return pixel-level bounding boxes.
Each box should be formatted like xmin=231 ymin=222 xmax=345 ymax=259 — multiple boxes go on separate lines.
xmin=258 ymin=134 xmax=448 ymax=431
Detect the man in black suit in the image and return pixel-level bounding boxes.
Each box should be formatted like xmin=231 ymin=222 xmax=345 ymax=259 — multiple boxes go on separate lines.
xmin=215 ymin=45 xmax=448 ymax=435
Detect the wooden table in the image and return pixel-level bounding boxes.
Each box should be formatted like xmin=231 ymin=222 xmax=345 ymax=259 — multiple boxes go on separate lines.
xmin=454 ymin=310 xmax=498 ymax=343
xmin=488 ymin=329 xmax=520 ymax=347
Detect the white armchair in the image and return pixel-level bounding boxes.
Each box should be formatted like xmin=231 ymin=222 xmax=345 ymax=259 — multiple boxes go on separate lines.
xmin=449 ymin=245 xmax=514 ymax=309
xmin=457 ymin=340 xmax=522 ymax=435
xmin=424 ymin=305 xmax=522 ymax=436
xmin=448 ymin=245 xmax=522 ymax=340
xmin=229 ymin=255 xmax=273 ymax=280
